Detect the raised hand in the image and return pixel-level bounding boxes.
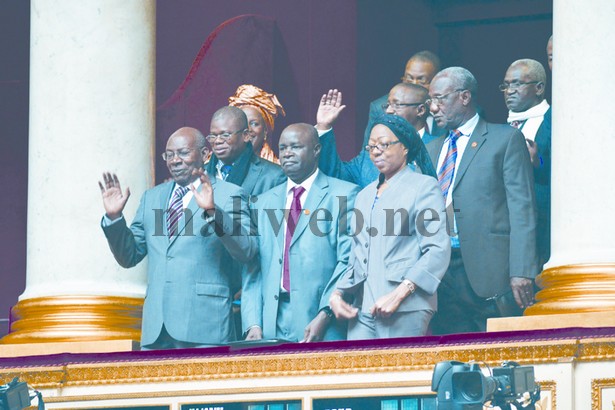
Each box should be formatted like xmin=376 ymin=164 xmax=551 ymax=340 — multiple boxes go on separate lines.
xmin=190 ymin=168 xmax=215 ymax=213
xmin=98 ymin=172 xmax=130 ymax=220
xmin=316 ymin=89 xmax=346 ymax=130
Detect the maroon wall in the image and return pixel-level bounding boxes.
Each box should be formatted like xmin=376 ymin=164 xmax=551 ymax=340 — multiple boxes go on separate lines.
xmin=0 ymin=0 xmax=552 ymax=338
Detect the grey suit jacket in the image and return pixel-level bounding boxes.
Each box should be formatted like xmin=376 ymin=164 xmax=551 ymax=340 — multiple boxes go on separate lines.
xmin=426 ymin=118 xmax=539 ymax=298
xmin=242 ymin=171 xmax=359 ymax=341
xmin=336 ymin=166 xmax=450 ymax=313
xmin=239 ymin=155 xmax=286 ymax=196
xmin=102 ymin=179 xmax=257 ymax=346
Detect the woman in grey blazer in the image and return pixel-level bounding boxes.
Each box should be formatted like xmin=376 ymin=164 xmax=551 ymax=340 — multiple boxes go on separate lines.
xmin=330 ymin=114 xmax=451 ymax=339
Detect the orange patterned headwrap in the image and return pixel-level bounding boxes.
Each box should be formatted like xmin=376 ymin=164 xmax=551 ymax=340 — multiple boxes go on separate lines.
xmin=228 ymin=84 xmax=286 ymax=131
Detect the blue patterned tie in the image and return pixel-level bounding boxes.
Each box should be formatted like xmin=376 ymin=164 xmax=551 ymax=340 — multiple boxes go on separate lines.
xmin=437 ymin=130 xmax=462 ymax=199
xmin=221 ymin=164 xmax=232 ymax=180
xmin=166 ymin=185 xmax=189 ymax=237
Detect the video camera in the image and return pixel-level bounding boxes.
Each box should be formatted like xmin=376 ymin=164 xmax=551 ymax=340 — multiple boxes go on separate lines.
xmin=0 ymin=378 xmax=44 ymax=410
xmin=431 ymin=360 xmax=539 ymax=410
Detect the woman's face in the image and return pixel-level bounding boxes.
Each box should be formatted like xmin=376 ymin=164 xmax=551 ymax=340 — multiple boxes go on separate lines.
xmin=367 ymin=124 xmax=408 ymax=180
xmin=241 ymin=106 xmax=268 ymax=154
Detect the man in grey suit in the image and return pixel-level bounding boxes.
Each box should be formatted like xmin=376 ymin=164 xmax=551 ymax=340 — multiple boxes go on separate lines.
xmin=426 ymin=67 xmax=539 ymax=335
xmin=242 ymin=123 xmax=359 ymax=342
xmin=99 ymin=127 xmax=257 ymax=349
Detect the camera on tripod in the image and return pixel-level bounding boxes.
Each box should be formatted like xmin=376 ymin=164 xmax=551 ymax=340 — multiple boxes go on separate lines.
xmin=431 ymin=360 xmax=539 ymax=410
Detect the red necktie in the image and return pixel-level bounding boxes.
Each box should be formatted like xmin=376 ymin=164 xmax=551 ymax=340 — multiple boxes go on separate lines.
xmin=282 ymin=186 xmax=305 ymax=292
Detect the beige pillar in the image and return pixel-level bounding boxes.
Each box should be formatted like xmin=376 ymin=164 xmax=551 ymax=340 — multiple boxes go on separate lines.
xmin=1 ymin=0 xmax=156 ymax=344
xmin=523 ymin=0 xmax=615 ymax=318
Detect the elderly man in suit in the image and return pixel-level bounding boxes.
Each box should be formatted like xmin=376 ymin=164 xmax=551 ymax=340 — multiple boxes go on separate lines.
xmin=99 ymin=127 xmax=257 ymax=349
xmin=502 ymin=59 xmax=551 ymax=269
xmin=317 ymin=84 xmax=437 ymax=188
xmin=242 ymin=123 xmax=359 ymax=342
xmin=426 ymin=67 xmax=539 ymax=335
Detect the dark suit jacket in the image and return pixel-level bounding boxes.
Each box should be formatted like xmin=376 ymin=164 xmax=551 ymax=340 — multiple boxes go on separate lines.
xmin=426 ymin=118 xmax=539 ymax=298
xmin=318 ymin=129 xmax=437 ymax=188
xmin=533 ymin=107 xmax=551 ymax=267
xmin=102 ymin=179 xmax=257 ymax=346
xmin=242 ymin=172 xmax=359 ymax=341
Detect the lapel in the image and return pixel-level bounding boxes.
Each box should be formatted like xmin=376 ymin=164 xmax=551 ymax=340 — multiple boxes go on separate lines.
xmin=159 ymin=181 xmax=175 ymax=237
xmin=241 ymin=156 xmax=260 ymax=194
xmin=452 ymin=118 xmax=488 ymax=191
xmin=289 ymin=172 xmax=328 ymax=247
xmin=270 ymin=182 xmax=287 ymax=256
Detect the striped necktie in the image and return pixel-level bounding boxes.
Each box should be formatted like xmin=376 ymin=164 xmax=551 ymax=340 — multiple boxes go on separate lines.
xmin=167 ymin=185 xmax=189 ymax=237
xmin=437 ymin=129 xmax=462 ymax=199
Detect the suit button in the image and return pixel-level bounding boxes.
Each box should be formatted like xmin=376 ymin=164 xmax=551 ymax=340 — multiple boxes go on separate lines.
xmin=167 ymin=256 xmax=172 ymax=261
xmin=274 ymin=295 xmax=279 ymax=300
xmin=365 ymin=243 xmax=368 ymax=248
xmin=278 ymin=258 xmax=282 ymax=264
xmin=363 ymin=258 xmax=367 ymax=264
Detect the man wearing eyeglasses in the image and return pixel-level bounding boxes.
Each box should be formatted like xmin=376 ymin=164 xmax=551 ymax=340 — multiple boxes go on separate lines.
xmin=425 ymin=67 xmax=539 ymax=335
xmin=205 ymin=106 xmax=285 ymax=195
xmin=316 ymin=84 xmax=436 ymax=188
xmin=99 ymin=127 xmax=257 ymax=349
xmin=362 ymin=50 xmax=443 ymax=148
xmin=204 ymin=106 xmax=286 ymax=338
xmin=502 ymin=59 xmax=551 ymax=269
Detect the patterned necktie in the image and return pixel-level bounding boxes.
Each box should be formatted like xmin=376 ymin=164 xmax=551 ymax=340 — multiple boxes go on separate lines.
xmin=221 ymin=164 xmax=233 ymax=180
xmin=166 ymin=185 xmax=189 ymax=237
xmin=509 ymin=119 xmax=528 ymax=129
xmin=437 ymin=129 xmax=462 ymax=199
xmin=282 ymin=186 xmax=306 ymax=293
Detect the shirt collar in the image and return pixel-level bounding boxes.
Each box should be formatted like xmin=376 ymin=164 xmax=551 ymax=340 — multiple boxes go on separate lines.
xmin=286 ymin=168 xmax=319 ymax=196
xmin=456 ymin=113 xmax=480 ymax=137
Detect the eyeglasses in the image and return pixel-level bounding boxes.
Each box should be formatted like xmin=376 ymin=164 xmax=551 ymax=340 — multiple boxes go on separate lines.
xmin=206 ymin=129 xmax=244 ymax=143
xmin=381 ymin=102 xmax=423 ymax=111
xmin=426 ymin=89 xmax=466 ymax=107
xmin=161 ymin=149 xmax=195 ymax=161
xmin=498 ymin=81 xmax=539 ymax=92
xmin=365 ymin=140 xmax=401 ymax=152
xmin=400 ymin=75 xmax=430 ymax=86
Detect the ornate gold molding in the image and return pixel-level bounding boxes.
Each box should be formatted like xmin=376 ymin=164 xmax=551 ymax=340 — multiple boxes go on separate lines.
xmin=592 ymin=377 xmax=615 ymax=410
xmin=0 ymin=295 xmax=143 ymax=344
xmin=526 ymin=263 xmax=615 ymax=316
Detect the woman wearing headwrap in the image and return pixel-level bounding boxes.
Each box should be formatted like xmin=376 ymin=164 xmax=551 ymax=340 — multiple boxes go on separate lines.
xmin=329 ymin=114 xmax=450 ymax=339
xmin=228 ymin=84 xmax=286 ymax=164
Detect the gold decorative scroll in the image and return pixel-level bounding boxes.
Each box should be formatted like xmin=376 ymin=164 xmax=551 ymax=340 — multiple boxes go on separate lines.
xmin=0 ymin=295 xmax=142 ymax=344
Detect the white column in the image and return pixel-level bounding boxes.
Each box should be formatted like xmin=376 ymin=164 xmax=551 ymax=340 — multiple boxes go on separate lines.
xmin=2 ymin=0 xmax=156 ymax=343
xmin=526 ymin=0 xmax=615 ymax=315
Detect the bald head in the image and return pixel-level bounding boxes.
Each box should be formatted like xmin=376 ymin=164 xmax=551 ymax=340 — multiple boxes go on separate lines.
xmin=278 ymin=123 xmax=321 ymax=183
xmin=385 ymin=83 xmax=429 ymax=129
xmin=169 ymin=127 xmax=207 ymax=151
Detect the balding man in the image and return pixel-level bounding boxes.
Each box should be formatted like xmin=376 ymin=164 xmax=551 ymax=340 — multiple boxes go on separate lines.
xmin=317 ymin=84 xmax=436 ymax=187
xmin=99 ymin=127 xmax=257 ymax=349
xmin=364 ymin=50 xmax=443 ymax=147
xmin=206 ymin=106 xmax=285 ymax=196
xmin=242 ymin=123 xmax=359 ymax=342
xmin=502 ymin=58 xmax=551 ymax=268
xmin=425 ymin=67 xmax=539 ymax=334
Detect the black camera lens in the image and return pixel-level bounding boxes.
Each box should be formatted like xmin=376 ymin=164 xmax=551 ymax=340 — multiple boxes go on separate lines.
xmin=457 ymin=373 xmax=483 ymax=401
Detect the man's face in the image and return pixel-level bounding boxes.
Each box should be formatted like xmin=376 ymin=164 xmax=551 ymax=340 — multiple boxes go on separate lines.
xmin=209 ymin=114 xmax=249 ymax=164
xmin=402 ymin=59 xmax=436 ymax=88
xmin=165 ymin=132 xmax=203 ymax=186
xmin=384 ymin=85 xmax=426 ymax=129
xmin=279 ymin=127 xmax=320 ymax=184
xmin=503 ymin=64 xmax=543 ymax=113
xmin=546 ymin=38 xmax=553 ymax=71
xmin=428 ymin=76 xmax=467 ymax=131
